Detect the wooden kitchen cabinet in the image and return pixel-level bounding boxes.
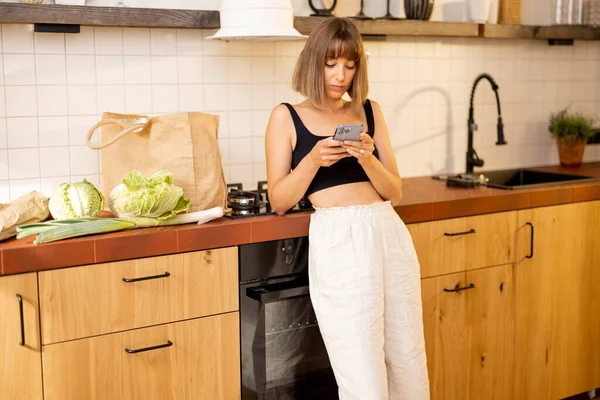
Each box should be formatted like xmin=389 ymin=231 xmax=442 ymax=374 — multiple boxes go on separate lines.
xmin=422 ymin=264 xmax=514 ymax=400
xmin=514 ymin=201 xmax=600 ymax=400
xmin=42 ymin=312 xmax=241 ymax=400
xmin=39 ymin=247 xmax=238 ymax=344
xmin=408 ymin=211 xmax=516 ymax=278
xmin=0 ymin=272 xmax=43 ymax=400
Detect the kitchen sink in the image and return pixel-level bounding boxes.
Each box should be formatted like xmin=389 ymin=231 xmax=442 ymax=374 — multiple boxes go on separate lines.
xmin=479 ymin=168 xmax=598 ymax=189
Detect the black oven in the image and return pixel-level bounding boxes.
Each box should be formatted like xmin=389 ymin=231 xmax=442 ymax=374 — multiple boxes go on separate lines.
xmin=239 ymin=237 xmax=338 ymax=399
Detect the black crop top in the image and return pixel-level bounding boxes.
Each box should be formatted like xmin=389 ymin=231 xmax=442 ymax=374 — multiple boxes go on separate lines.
xmin=282 ymin=99 xmax=379 ymax=197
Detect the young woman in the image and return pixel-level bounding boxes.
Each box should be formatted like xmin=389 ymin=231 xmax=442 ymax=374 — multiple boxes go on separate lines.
xmin=265 ymin=17 xmax=430 ymax=399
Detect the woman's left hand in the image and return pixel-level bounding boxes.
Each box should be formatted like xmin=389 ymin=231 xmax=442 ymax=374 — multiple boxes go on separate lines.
xmin=342 ymin=133 xmax=375 ymax=162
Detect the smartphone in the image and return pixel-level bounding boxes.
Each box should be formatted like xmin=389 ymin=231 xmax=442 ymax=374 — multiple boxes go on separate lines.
xmin=333 ymin=124 xmax=363 ymax=142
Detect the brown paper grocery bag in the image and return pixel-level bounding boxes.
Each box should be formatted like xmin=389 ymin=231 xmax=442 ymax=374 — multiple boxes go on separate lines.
xmin=86 ymin=112 xmax=227 ymax=213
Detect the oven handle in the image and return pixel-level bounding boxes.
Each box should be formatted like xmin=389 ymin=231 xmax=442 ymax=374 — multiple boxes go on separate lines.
xmin=246 ymin=276 xmax=309 ymax=303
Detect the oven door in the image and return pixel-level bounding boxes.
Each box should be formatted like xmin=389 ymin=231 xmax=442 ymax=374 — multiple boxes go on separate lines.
xmin=240 ymin=273 xmax=338 ymax=400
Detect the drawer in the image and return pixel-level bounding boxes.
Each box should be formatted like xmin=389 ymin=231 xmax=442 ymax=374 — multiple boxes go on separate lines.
xmin=407 ymin=211 xmax=516 ymax=278
xmin=42 ymin=312 xmax=240 ymax=400
xmin=39 ymin=247 xmax=238 ymax=344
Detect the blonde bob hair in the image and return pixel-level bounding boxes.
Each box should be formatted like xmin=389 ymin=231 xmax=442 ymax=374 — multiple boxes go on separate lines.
xmin=292 ymin=17 xmax=368 ymax=116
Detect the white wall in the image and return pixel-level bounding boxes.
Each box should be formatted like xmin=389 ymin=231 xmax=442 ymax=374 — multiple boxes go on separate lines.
xmin=0 ymin=3 xmax=598 ymax=201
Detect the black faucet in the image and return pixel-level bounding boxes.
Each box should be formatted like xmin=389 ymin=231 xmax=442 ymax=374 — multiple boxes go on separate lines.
xmin=466 ymin=73 xmax=507 ymax=174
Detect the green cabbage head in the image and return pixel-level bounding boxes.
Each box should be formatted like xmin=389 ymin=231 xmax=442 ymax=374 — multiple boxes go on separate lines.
xmin=49 ymin=179 xmax=105 ymax=220
xmin=108 ymin=170 xmax=190 ymax=220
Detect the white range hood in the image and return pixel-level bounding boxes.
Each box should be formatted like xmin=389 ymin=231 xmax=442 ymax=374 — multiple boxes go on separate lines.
xmin=206 ymin=0 xmax=307 ymax=41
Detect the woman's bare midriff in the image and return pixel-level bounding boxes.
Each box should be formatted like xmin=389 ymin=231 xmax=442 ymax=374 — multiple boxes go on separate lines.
xmin=308 ymin=181 xmax=384 ymax=208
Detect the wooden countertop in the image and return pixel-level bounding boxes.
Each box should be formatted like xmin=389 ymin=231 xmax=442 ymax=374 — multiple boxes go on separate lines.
xmin=3 ymin=162 xmax=600 ymax=276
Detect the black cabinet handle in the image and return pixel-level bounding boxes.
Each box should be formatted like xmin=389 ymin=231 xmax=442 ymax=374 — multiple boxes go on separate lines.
xmin=444 ymin=229 xmax=476 ymax=237
xmin=125 ymin=340 xmax=173 ymax=354
xmin=123 ymin=271 xmax=170 ymax=283
xmin=526 ymin=222 xmax=534 ymax=259
xmin=16 ymin=294 xmax=25 ymax=346
xmin=444 ymin=283 xmax=475 ymax=292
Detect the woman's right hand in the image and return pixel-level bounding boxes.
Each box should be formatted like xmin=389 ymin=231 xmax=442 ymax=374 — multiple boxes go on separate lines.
xmin=310 ymin=137 xmax=351 ymax=167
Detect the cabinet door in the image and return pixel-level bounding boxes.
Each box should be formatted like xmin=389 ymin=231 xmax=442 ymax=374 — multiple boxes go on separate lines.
xmin=422 ymin=265 xmax=514 ymax=400
xmin=466 ymin=265 xmax=514 ymax=400
xmin=422 ymin=271 xmax=469 ymax=399
xmin=408 ymin=211 xmax=516 ymax=278
xmin=42 ymin=312 xmax=240 ymax=400
xmin=515 ymin=201 xmax=600 ymax=400
xmin=39 ymin=247 xmax=238 ymax=344
xmin=0 ymin=273 xmax=43 ymax=400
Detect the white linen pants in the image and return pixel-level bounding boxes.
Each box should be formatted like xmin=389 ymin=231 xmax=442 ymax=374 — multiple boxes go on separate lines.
xmin=308 ymin=201 xmax=430 ymax=400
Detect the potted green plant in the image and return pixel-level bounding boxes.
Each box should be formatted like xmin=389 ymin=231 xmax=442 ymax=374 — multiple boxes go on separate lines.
xmin=548 ymin=108 xmax=596 ymax=167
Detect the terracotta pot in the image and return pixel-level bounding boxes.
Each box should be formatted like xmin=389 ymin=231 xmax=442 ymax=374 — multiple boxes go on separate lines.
xmin=556 ymin=137 xmax=586 ymax=167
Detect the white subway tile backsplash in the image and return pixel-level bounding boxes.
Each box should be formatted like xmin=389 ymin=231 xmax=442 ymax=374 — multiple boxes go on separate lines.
xmin=36 ymin=55 xmax=67 ymax=85
xmin=34 ymin=33 xmax=65 ymax=54
xmin=252 ymin=138 xmax=265 ymax=163
xmin=40 ymin=176 xmax=68 ymax=197
xmin=67 ymin=86 xmax=98 ymax=115
xmin=96 ymin=55 xmax=125 ymax=85
xmin=151 ymin=56 xmax=178 ymax=84
xmin=39 ymin=116 xmax=69 ymax=147
xmin=123 ymin=28 xmax=151 ymax=55
xmin=176 ymin=29 xmax=203 ymax=56
xmin=0 ymin=150 xmax=8 ymax=180
xmin=203 ymin=84 xmax=228 ymax=112
xmin=0 ymin=24 xmax=598 ymax=192
xmin=150 ymin=29 xmax=178 ymax=55
xmin=9 ymin=178 xmax=40 ymax=201
xmin=4 ymin=54 xmax=36 ymax=85
xmin=125 ymin=85 xmax=152 ymax=114
xmin=178 ymin=85 xmax=203 ymax=112
xmin=0 ymin=119 xmax=6 ymax=149
xmin=9 ymin=148 xmax=40 ymax=179
xmin=275 ymin=42 xmax=298 ymax=57
xmin=251 ymin=58 xmax=275 ymax=84
xmin=7 ymin=117 xmax=38 ymax=149
xmin=228 ymin=57 xmax=252 ymax=84
xmin=274 ymin=57 xmax=296 ymax=83
xmin=40 ymin=147 xmax=70 ymax=177
xmin=97 ymin=86 xmax=125 ymax=113
xmin=95 ymin=27 xmax=123 ymax=55
xmin=66 ymin=26 xmax=95 ymax=55
xmin=228 ymin=84 xmax=252 ymax=111
xmin=251 ymin=84 xmax=274 ymax=111
xmin=251 ymin=42 xmax=274 ymax=57
xmin=37 ymin=86 xmax=68 ymax=116
xmin=69 ymin=115 xmax=98 ymax=146
xmin=229 ymin=164 xmax=253 ymax=187
xmin=229 ymin=111 xmax=253 ymax=138
xmin=178 ymin=57 xmax=203 ymax=84
xmin=124 ymin=56 xmax=152 ymax=84
xmin=69 ymin=145 xmax=98 ymax=175
xmin=5 ymin=86 xmax=37 ymax=117
xmin=203 ymin=56 xmax=228 ymax=83
xmin=66 ymin=55 xmax=97 ymax=85
xmin=151 ymin=85 xmax=178 ymax=113
xmin=252 ymin=111 xmax=270 ymax=138
xmin=2 ymin=24 xmax=34 ymax=54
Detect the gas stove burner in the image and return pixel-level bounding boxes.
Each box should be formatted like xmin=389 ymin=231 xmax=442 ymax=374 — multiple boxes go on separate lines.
xmin=225 ymin=182 xmax=313 ymax=218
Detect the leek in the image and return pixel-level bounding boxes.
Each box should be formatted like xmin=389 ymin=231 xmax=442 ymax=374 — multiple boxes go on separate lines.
xmin=16 ymin=207 xmax=224 ymax=245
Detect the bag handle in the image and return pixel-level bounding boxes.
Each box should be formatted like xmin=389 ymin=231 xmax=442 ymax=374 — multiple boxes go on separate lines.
xmin=86 ymin=118 xmax=147 ymax=150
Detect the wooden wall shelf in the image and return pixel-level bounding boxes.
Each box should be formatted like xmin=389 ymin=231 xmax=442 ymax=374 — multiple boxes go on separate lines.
xmin=0 ymin=3 xmax=598 ymax=40
xmin=0 ymin=3 xmax=219 ymax=29
xmin=294 ymin=16 xmax=480 ymax=38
